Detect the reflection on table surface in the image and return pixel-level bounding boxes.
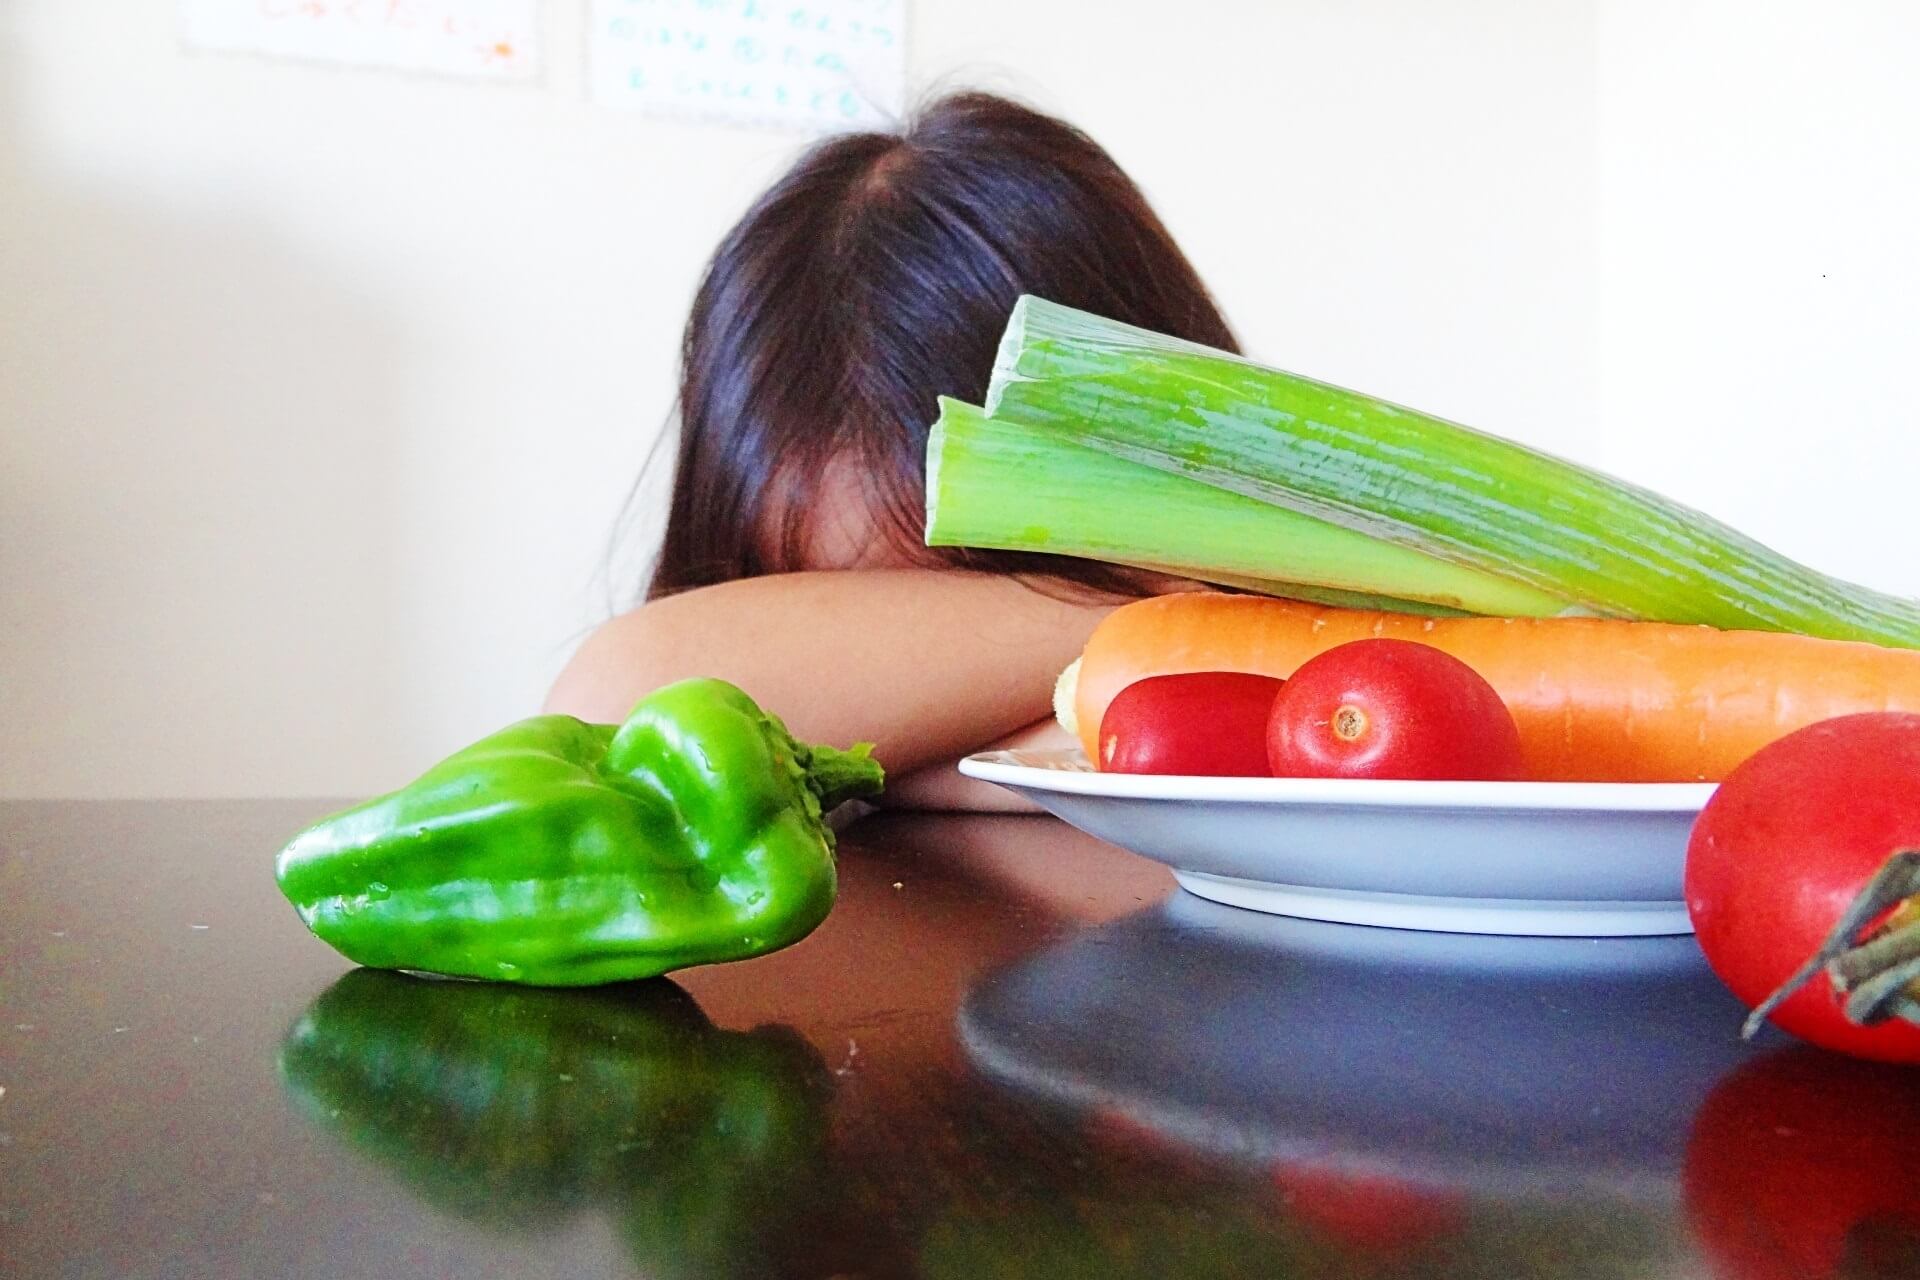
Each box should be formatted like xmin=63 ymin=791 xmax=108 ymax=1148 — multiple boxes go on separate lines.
xmin=960 ymin=892 xmax=1768 ymax=1201
xmin=6 ymin=800 xmax=1920 ymax=1278
xmin=280 ymin=971 xmax=836 ymax=1279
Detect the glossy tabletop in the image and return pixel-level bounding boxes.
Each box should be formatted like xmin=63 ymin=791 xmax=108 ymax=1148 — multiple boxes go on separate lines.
xmin=4 ymin=800 xmax=1918 ymax=1279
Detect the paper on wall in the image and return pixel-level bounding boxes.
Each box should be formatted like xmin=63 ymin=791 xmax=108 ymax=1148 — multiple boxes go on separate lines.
xmin=589 ymin=0 xmax=907 ymax=133
xmin=181 ymin=0 xmax=542 ymax=81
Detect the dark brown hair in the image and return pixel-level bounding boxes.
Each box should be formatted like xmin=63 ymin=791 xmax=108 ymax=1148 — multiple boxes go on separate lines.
xmin=645 ymin=91 xmax=1238 ymax=600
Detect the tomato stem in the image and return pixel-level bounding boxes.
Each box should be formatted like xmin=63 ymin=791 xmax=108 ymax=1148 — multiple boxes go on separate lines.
xmin=1742 ymin=849 xmax=1920 ymax=1039
xmin=1834 ymin=923 xmax=1920 ymax=1025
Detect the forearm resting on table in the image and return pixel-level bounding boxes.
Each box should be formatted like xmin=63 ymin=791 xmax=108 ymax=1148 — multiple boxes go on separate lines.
xmin=877 ymin=718 xmax=1079 ymax=813
xmin=543 ymin=570 xmax=1112 ymax=788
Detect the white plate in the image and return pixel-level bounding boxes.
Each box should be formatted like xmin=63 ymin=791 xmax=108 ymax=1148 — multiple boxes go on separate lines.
xmin=957 ymin=749 xmax=1716 ymax=937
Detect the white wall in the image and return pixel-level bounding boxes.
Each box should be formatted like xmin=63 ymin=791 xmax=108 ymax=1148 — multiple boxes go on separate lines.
xmin=7 ymin=0 xmax=1902 ymax=798
xmin=1597 ymin=0 xmax=1920 ymax=591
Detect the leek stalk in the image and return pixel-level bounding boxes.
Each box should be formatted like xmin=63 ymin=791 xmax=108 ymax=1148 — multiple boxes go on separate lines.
xmin=924 ymin=396 xmax=1564 ymax=617
xmin=984 ymin=296 xmax=1920 ymax=647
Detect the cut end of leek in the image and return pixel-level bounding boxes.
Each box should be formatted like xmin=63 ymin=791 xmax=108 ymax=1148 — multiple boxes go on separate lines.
xmin=922 ymin=407 xmax=948 ymax=546
xmin=984 ymin=298 xmax=1031 ymax=419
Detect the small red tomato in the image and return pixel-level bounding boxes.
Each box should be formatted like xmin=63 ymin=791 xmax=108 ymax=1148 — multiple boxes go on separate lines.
xmin=1264 ymin=639 xmax=1524 ymax=781
xmin=1099 ymin=672 xmax=1285 ymax=776
xmin=1685 ymin=712 xmax=1920 ymax=1063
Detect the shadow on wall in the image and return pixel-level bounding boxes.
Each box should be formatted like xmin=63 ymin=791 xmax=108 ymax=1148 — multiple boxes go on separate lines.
xmin=0 ymin=24 xmax=408 ymax=797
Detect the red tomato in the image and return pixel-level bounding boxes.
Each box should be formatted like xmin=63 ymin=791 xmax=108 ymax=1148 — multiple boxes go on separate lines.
xmin=1098 ymin=672 xmax=1285 ymax=776
xmin=1685 ymin=712 xmax=1920 ymax=1062
xmin=1684 ymin=1048 xmax=1920 ymax=1279
xmin=1271 ymin=1163 xmax=1464 ymax=1256
xmin=1264 ymin=639 xmax=1524 ymax=781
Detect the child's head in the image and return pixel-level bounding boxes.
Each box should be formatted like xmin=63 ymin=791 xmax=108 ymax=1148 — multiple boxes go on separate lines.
xmin=648 ymin=91 xmax=1236 ymax=599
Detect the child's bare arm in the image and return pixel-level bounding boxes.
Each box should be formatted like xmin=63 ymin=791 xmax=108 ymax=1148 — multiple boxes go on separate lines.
xmin=544 ymin=569 xmax=1113 ymax=779
xmin=873 ymin=717 xmax=1082 ymax=812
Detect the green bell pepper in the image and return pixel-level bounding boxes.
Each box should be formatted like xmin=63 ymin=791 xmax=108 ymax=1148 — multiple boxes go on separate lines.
xmin=275 ymin=677 xmax=884 ymax=985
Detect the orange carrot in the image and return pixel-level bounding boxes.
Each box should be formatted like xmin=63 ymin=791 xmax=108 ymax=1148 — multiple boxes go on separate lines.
xmin=1072 ymin=594 xmax=1920 ymax=782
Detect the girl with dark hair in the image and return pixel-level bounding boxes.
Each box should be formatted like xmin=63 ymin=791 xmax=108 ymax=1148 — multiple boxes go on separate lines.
xmin=546 ymin=92 xmax=1235 ymax=807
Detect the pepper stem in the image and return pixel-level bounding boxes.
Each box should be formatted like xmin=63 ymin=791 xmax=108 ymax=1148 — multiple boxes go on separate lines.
xmin=801 ymin=742 xmax=886 ymax=812
xmin=1742 ymin=848 xmax=1920 ymax=1039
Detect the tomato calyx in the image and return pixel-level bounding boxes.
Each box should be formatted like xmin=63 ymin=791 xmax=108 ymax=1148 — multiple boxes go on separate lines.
xmin=1745 ymin=849 xmax=1920 ymax=1039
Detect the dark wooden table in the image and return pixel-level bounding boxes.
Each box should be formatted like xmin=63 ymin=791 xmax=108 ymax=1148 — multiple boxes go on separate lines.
xmin=5 ymin=800 xmax=1918 ymax=1278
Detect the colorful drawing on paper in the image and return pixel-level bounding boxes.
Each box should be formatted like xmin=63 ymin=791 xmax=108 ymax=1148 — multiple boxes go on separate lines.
xmin=181 ymin=1 xmax=542 ymax=80
xmin=589 ymin=0 xmax=907 ymax=133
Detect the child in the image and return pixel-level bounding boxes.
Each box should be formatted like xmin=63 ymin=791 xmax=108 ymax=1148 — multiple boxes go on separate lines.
xmin=545 ymin=92 xmax=1235 ymax=808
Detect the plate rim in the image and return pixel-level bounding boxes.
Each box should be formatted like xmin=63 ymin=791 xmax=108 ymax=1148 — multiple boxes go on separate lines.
xmin=958 ymin=748 xmax=1717 ymax=813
